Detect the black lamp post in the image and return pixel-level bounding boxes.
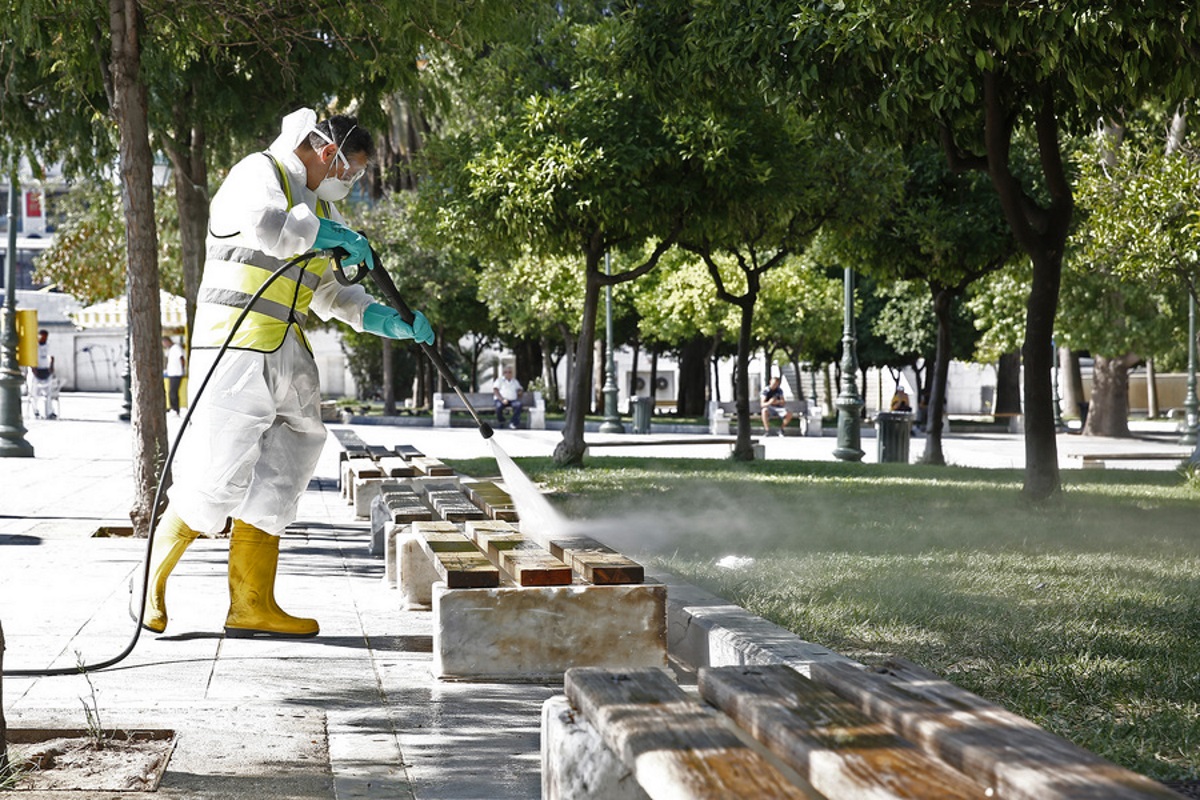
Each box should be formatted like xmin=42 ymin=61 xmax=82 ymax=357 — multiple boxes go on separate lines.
xmin=833 ymin=267 xmax=864 ymax=461
xmin=1 ymin=167 xmax=34 ymax=457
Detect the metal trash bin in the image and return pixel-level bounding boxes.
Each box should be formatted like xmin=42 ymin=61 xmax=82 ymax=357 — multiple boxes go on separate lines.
xmin=631 ymin=396 xmax=653 ymax=434
xmin=876 ymin=411 xmax=912 ymax=463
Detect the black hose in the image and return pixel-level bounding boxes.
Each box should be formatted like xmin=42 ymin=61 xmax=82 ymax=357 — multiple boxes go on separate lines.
xmin=3 ymin=250 xmax=331 ymax=677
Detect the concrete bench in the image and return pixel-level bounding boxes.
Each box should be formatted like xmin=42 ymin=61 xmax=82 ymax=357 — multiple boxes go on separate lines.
xmin=401 ymin=520 xmax=665 ymax=682
xmin=709 ymin=398 xmax=818 ymax=437
xmin=1068 ymin=451 xmax=1189 ymax=469
xmin=432 ymin=390 xmax=546 ymax=429
xmin=545 ymin=662 xmax=1179 ymax=800
xmin=584 ymin=437 xmax=765 ymax=460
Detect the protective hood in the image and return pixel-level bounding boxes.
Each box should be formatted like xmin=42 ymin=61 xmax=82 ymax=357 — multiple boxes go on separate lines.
xmin=270 ymin=108 xmax=318 ymax=154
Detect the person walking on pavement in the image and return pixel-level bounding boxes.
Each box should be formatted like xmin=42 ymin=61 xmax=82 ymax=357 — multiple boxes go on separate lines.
xmin=27 ymin=329 xmax=57 ymax=419
xmin=163 ymin=336 xmax=186 ymax=415
xmin=138 ymin=108 xmax=434 ymax=639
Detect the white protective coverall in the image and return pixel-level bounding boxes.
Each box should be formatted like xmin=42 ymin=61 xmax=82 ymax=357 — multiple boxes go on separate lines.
xmin=169 ymin=109 xmax=373 ymax=535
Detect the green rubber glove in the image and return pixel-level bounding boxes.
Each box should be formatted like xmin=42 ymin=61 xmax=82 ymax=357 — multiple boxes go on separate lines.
xmin=312 ymin=218 xmax=375 ymax=270
xmin=362 ymin=304 xmax=435 ymax=345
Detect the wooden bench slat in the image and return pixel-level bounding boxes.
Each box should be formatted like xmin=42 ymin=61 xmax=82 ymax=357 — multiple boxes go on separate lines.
xmin=700 ymin=665 xmax=987 ymax=799
xmin=346 ymin=457 xmax=384 ymax=479
xmin=411 ymin=456 xmax=454 ymax=476
xmin=549 ymin=535 xmax=644 ymax=584
xmin=394 ymin=444 xmax=424 ymax=459
xmin=809 ymin=658 xmax=1181 ymax=800
xmin=377 ymin=456 xmax=416 ymax=477
xmin=414 ymin=524 xmax=499 ymax=589
xmin=565 ymin=667 xmax=820 ymax=799
xmin=466 ymin=522 xmax=573 ymax=587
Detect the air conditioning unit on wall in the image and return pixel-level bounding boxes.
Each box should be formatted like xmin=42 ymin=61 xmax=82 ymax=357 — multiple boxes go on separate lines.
xmin=629 ymin=371 xmax=675 ymax=399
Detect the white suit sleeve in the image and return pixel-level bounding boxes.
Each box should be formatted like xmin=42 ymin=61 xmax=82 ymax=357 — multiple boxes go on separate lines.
xmin=208 ymin=155 xmax=319 ymax=258
xmin=308 ymin=268 xmax=374 ymax=329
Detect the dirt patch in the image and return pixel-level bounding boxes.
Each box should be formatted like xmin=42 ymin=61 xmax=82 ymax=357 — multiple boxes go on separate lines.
xmin=6 ymin=728 xmax=175 ymax=792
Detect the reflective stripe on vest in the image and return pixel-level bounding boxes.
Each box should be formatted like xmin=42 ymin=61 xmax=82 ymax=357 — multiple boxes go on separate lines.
xmin=191 ymin=152 xmax=332 ymax=353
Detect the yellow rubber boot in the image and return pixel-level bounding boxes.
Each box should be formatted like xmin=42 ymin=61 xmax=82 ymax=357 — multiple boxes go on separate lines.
xmin=224 ymin=520 xmax=319 ymax=638
xmin=138 ymin=510 xmax=201 ymax=634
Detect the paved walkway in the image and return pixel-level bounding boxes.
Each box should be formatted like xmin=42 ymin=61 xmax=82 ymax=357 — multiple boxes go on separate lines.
xmin=0 ymin=393 xmax=1192 ymax=798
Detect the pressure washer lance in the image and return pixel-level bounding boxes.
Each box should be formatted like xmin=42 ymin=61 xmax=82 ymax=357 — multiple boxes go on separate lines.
xmin=360 ymin=246 xmax=493 ymax=439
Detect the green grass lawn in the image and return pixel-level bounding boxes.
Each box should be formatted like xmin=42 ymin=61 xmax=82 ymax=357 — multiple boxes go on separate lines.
xmin=449 ymin=455 xmax=1200 ymax=783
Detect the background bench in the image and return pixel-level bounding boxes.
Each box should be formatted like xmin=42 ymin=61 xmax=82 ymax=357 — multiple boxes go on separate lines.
xmin=432 ymin=390 xmax=546 ymax=429
xmin=708 ymin=398 xmax=818 ymax=436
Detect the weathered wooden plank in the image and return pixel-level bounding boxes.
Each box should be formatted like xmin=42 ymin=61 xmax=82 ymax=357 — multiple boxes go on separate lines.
xmin=699 ymin=665 xmax=986 ymax=800
xmin=366 ymin=444 xmax=392 ymax=459
xmin=465 ymin=521 xmax=573 ymax=586
xmin=565 ymin=667 xmax=819 ymax=800
xmin=411 ymin=456 xmax=454 ymax=476
xmin=809 ymin=658 xmax=1183 ymax=800
xmin=394 ymin=444 xmax=424 ymax=459
xmin=377 ymin=456 xmax=416 ymax=478
xmin=499 ymin=547 xmax=574 ymax=587
xmin=414 ymin=523 xmax=499 ymax=589
xmin=346 ymin=457 xmax=383 ymax=479
xmin=549 ymin=535 xmax=644 ymax=584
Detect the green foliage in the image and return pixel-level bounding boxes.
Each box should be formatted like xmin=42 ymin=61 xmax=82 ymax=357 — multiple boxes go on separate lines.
xmin=34 ymin=181 xmax=183 ymax=305
xmin=755 ymin=256 xmax=844 ymax=364
xmin=1072 ymin=124 xmax=1200 ymax=295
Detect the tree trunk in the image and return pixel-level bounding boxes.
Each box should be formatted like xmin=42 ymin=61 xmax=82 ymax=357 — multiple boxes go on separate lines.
xmin=1021 ymin=250 xmax=1064 ymax=497
xmin=163 ymin=93 xmax=208 ymax=342
xmin=649 ymin=349 xmax=659 ymax=411
xmin=111 ymin=0 xmax=168 ymax=536
xmin=1 ymin=620 xmax=7 ymax=778
xmin=381 ymin=338 xmax=395 ymax=415
xmin=1145 ymin=356 xmax=1158 ymax=419
xmin=593 ymin=338 xmax=604 ymax=414
xmin=921 ymin=289 xmax=954 ymax=466
xmin=1082 ymin=354 xmax=1135 ymax=437
xmin=1065 ymin=349 xmax=1085 ymax=420
xmin=824 ymin=362 xmax=836 ymax=415
xmin=553 ymin=252 xmax=603 ymax=466
xmin=676 ymin=335 xmax=708 ymax=416
xmin=732 ymin=297 xmax=756 ymax=461
xmin=995 ymin=351 xmax=1022 ymax=415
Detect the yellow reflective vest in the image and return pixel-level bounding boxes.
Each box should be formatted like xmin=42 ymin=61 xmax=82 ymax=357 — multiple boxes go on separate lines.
xmin=192 ymin=153 xmax=333 ymax=353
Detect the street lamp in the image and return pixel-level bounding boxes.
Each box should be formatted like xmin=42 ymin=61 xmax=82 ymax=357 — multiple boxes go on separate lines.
xmin=1052 ymin=338 xmax=1066 ymax=432
xmin=833 ymin=267 xmax=864 ymax=461
xmin=1181 ymin=288 xmax=1198 ymax=447
xmin=599 ymin=251 xmax=624 ymax=434
xmin=1 ymin=166 xmax=35 ymax=457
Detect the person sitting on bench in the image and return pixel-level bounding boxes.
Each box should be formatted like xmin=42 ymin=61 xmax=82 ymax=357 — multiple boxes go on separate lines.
xmin=492 ymin=364 xmax=524 ymax=429
xmin=760 ymin=376 xmax=793 ymax=436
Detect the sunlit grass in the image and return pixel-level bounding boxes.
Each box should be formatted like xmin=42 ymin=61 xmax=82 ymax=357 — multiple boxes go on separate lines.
xmin=448 ymin=454 xmax=1200 ymax=782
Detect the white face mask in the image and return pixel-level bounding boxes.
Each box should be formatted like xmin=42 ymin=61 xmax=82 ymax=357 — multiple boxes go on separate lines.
xmin=315 ymin=174 xmax=354 ymax=201
xmin=312 ymin=127 xmax=364 ymax=201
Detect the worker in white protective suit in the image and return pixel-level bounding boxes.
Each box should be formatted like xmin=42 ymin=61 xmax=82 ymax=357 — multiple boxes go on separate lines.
xmin=137 ymin=108 xmax=434 ymax=638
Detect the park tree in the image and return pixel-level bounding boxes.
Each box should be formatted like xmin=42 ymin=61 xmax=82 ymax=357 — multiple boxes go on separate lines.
xmin=1066 ymin=113 xmax=1199 ymax=436
xmin=831 ymin=144 xmax=1015 ymax=464
xmin=755 ymin=257 xmax=845 ymax=406
xmin=772 ymin=0 xmax=1200 ymax=498
xmin=477 ymin=251 xmax=585 ymax=410
xmin=419 ymin=6 xmax=689 ymax=466
xmin=676 ymin=120 xmax=900 ymax=459
xmin=633 ymin=251 xmax=733 ymax=413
